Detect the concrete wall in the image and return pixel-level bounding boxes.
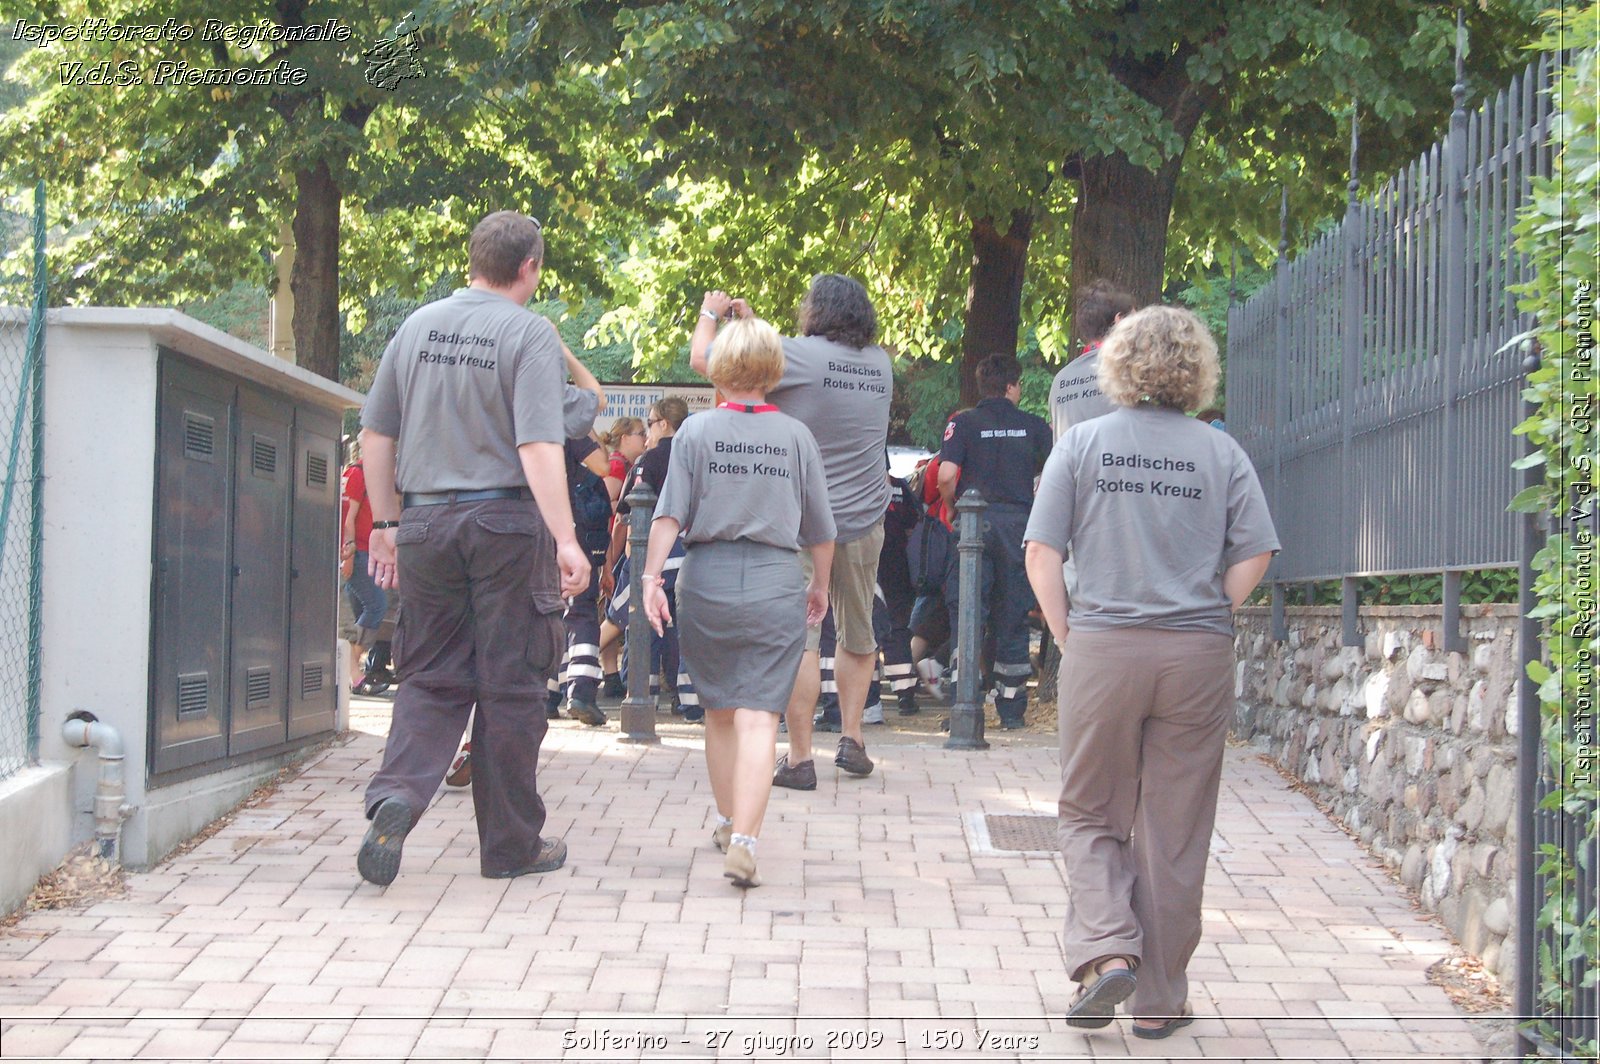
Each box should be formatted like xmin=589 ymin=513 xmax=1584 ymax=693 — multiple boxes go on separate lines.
xmin=1233 ymin=604 xmax=1521 ymax=988
xmin=0 ymin=764 xmax=72 ymax=913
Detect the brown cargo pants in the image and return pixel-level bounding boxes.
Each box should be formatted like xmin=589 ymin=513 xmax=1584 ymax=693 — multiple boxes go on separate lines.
xmin=362 ymin=497 xmax=565 ymax=877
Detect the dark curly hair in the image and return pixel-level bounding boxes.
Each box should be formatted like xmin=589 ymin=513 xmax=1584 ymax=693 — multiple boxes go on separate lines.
xmin=797 ymin=274 xmax=878 ymax=349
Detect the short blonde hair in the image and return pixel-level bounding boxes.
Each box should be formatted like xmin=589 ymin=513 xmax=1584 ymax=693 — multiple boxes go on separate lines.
xmin=709 ymin=318 xmax=786 ymax=395
xmin=1098 ymin=305 xmax=1219 ymax=412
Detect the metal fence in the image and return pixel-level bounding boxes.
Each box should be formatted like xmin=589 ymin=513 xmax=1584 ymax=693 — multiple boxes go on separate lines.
xmin=0 ymin=184 xmax=45 ymax=783
xmin=1228 ymin=52 xmax=1600 ymax=1061
xmin=1228 ymin=53 xmax=1558 ymax=646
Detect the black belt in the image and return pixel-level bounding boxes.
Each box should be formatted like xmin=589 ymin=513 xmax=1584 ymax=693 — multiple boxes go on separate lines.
xmin=402 ymin=487 xmax=531 ymax=507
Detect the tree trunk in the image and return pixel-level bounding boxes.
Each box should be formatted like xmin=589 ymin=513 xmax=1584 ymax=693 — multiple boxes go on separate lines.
xmin=1068 ymin=152 xmax=1183 ymax=350
xmin=291 ymin=158 xmax=342 ymax=382
xmin=960 ymin=209 xmax=1033 ymax=406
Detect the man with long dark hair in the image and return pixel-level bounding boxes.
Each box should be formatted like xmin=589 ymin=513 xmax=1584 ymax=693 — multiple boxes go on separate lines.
xmin=692 ymin=274 xmax=892 ymax=784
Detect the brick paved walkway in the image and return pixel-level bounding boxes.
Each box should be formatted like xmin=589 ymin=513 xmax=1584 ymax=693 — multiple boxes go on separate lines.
xmin=0 ymin=702 xmax=1490 ymax=1062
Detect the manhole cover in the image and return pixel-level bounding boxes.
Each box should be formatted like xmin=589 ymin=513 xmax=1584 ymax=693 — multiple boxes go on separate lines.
xmin=964 ymin=812 xmax=1058 ymax=855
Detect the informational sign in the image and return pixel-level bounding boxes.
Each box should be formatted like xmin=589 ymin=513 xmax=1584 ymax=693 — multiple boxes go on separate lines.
xmin=593 ymin=382 xmax=717 ymax=436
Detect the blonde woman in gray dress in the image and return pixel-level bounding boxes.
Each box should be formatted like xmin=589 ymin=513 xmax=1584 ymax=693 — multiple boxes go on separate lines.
xmin=642 ymin=316 xmax=836 ymax=888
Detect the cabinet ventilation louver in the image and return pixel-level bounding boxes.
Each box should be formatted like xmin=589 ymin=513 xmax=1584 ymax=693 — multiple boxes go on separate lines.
xmin=305 ymin=453 xmax=329 ymax=488
xmin=251 ymin=436 xmax=278 ymax=478
xmin=245 ymin=667 xmax=272 ymax=706
xmin=177 ymin=673 xmax=209 ymax=717
xmin=183 ymin=412 xmax=215 ymax=461
xmin=300 ymin=663 xmax=324 ymax=699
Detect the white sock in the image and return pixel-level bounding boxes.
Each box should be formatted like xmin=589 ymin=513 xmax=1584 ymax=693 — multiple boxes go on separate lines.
xmin=730 ymin=833 xmax=758 ymax=853
xmin=714 ymin=813 xmax=733 ymax=830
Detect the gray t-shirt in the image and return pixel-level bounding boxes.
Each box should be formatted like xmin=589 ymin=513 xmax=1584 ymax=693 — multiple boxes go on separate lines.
xmin=1049 ymin=349 xmax=1115 ymax=440
xmin=1024 ymin=406 xmax=1279 ymax=635
xmin=655 ymin=408 xmax=836 ymax=551
xmin=769 ymin=335 xmax=892 ymax=543
xmin=563 ymin=384 xmax=600 ymax=439
xmin=362 ymin=287 xmax=564 ymax=492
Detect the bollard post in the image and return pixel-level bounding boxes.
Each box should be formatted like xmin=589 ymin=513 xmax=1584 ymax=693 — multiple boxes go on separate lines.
xmin=617 ymin=481 xmax=660 ymax=745
xmin=946 ymin=489 xmax=989 ymax=750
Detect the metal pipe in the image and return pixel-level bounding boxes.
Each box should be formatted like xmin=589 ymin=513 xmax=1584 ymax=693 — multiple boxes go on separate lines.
xmin=1514 ymin=346 xmax=1542 ymax=1059
xmin=60 ymin=711 xmax=131 ymax=862
xmin=618 ymin=482 xmax=660 ymax=745
xmin=946 ymin=490 xmax=989 ymax=751
xmin=1441 ymin=23 xmax=1470 ymax=656
xmin=1340 ymin=110 xmax=1364 ymax=648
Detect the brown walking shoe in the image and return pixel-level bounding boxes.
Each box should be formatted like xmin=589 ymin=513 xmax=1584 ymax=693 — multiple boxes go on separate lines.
xmin=724 ymin=842 xmax=760 ymax=888
xmin=834 ymin=736 xmax=874 ymax=777
xmin=483 ymin=837 xmax=568 ymax=879
xmin=772 ymin=755 xmax=817 ymax=791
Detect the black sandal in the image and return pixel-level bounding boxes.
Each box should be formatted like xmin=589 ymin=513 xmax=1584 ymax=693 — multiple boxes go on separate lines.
xmin=1064 ymin=957 xmax=1137 ymax=1029
xmin=1132 ymin=1003 xmax=1195 ymax=1040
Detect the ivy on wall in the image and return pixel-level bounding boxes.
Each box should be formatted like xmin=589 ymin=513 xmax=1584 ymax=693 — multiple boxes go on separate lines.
xmin=1508 ymin=10 xmax=1599 ymax=1058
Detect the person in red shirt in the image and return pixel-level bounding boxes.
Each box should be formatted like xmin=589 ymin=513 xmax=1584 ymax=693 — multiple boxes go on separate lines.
xmin=601 ymin=417 xmax=647 ymax=503
xmin=341 ymin=455 xmax=389 ymax=692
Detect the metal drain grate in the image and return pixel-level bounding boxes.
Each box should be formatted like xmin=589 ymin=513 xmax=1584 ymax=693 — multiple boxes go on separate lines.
xmin=986 ymin=814 xmax=1058 ymax=851
xmin=964 ymin=812 xmax=1059 ymax=855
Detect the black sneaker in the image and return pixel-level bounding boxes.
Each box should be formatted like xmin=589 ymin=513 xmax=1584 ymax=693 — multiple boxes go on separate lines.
xmin=898 ymin=694 xmax=919 ymax=716
xmin=682 ymin=706 xmax=705 ymax=724
xmin=567 ymin=698 xmax=606 ymax=727
xmin=601 ymin=673 xmax=626 ymax=699
xmin=357 ymin=797 xmax=415 ymax=887
xmin=814 ymin=715 xmax=841 ymax=733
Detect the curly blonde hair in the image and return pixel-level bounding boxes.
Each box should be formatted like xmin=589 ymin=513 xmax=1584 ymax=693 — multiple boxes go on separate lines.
xmin=709 ymin=317 xmax=787 ymax=395
xmin=1097 ymin=305 xmax=1219 ymax=412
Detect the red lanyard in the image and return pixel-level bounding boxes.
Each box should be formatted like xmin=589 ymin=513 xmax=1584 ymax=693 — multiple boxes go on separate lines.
xmin=718 ymin=402 xmax=779 ymax=413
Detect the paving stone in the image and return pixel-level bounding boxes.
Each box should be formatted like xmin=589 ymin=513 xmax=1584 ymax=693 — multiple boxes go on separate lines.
xmin=0 ymin=719 xmax=1482 ymax=1060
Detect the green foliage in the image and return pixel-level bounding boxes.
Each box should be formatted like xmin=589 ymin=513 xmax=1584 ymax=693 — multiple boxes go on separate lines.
xmin=1507 ymin=12 xmax=1600 ymax=1056
xmin=1257 ymin=569 xmax=1521 ymax=607
xmin=179 ymin=280 xmax=270 ymax=348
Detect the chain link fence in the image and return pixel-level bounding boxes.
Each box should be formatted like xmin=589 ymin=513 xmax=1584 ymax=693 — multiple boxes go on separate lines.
xmin=0 ymin=183 xmax=45 ymax=782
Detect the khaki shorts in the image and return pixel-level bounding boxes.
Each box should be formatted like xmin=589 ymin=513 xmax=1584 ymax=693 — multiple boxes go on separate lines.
xmin=802 ymin=519 xmax=884 ymax=655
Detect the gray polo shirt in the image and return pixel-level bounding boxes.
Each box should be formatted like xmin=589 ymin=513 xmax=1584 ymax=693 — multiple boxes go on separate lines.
xmin=1024 ymin=406 xmax=1279 ymax=635
xmin=362 ymin=287 xmax=564 ymax=492
xmin=1049 ymin=348 xmax=1115 ymax=440
xmin=655 ymin=408 xmax=836 ymax=551
xmin=769 ymin=335 xmax=892 ymax=543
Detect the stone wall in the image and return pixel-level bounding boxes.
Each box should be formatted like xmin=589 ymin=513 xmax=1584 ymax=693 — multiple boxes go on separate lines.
xmin=1232 ymin=604 xmax=1521 ymax=988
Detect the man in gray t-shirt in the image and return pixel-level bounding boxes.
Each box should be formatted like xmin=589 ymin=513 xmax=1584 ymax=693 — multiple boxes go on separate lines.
xmin=1049 ymin=279 xmax=1135 ymax=440
xmin=356 ymin=210 xmax=592 ymax=887
xmin=692 ymin=275 xmax=891 ymax=780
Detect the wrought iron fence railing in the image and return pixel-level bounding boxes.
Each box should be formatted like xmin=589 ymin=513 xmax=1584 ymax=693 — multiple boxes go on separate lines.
xmin=1228 ymin=52 xmax=1596 ymax=1060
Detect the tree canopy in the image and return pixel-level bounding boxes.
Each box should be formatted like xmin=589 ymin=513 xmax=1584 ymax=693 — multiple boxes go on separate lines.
xmin=0 ymin=0 xmax=1546 ymax=392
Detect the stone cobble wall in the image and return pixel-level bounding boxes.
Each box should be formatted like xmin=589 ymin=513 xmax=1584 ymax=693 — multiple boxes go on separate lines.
xmin=1232 ymin=604 xmax=1520 ymax=987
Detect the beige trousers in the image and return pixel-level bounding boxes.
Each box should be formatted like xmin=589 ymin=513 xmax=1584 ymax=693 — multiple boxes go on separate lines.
xmin=1056 ymin=627 xmax=1234 ymax=1019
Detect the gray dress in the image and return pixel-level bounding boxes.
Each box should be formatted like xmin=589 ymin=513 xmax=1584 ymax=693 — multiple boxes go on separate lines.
xmin=655 ymin=406 xmax=835 ymax=711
